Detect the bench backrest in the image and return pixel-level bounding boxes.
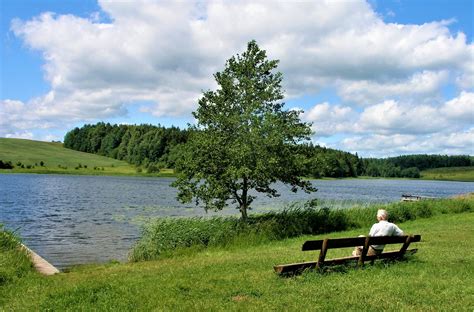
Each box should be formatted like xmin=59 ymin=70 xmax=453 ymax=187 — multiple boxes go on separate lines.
xmin=302 ymin=235 xmax=421 ymax=251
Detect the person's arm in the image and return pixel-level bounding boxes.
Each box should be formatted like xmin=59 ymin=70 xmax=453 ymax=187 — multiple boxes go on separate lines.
xmin=392 ymin=223 xmax=404 ymax=236
xmin=369 ymin=223 xmax=377 ymax=236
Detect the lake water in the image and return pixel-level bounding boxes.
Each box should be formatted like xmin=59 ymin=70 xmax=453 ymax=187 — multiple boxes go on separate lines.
xmin=1 ymin=173 xmax=473 ymax=269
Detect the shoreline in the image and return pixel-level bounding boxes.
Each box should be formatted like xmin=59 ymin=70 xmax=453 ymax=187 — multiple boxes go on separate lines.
xmin=0 ymin=169 xmax=176 ymax=178
xmin=2 ymin=170 xmax=473 ymax=182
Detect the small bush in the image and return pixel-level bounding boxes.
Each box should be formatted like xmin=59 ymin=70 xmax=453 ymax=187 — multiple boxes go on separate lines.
xmin=414 ymin=202 xmax=433 ymax=218
xmin=147 ymin=164 xmax=160 ymax=174
xmin=0 ymin=160 xmax=14 ymax=169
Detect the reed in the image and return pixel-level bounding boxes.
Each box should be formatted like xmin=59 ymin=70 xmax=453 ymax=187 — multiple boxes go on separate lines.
xmin=130 ymin=195 xmax=473 ymax=261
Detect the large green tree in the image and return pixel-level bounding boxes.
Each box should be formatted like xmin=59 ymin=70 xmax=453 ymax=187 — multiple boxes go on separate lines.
xmin=172 ymin=40 xmax=316 ymax=220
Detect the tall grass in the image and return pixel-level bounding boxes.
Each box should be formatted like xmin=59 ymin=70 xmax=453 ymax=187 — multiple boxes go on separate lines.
xmin=130 ymin=195 xmax=473 ymax=261
xmin=0 ymin=225 xmax=33 ymax=286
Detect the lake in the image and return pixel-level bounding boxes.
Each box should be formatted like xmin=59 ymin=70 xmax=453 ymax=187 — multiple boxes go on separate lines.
xmin=1 ymin=173 xmax=473 ymax=269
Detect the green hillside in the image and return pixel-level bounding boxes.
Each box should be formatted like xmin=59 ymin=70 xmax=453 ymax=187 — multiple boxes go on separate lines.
xmin=0 ymin=138 xmax=172 ymax=176
xmin=421 ymin=166 xmax=474 ymax=182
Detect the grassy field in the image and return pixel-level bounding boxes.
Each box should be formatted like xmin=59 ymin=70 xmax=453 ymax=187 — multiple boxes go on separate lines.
xmin=2 ymin=211 xmax=473 ymax=310
xmin=0 ymin=138 xmax=174 ymax=177
xmin=421 ymin=166 xmax=474 ymax=182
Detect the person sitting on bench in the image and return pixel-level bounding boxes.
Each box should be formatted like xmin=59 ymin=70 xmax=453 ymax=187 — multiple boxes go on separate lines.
xmin=352 ymin=209 xmax=404 ymax=256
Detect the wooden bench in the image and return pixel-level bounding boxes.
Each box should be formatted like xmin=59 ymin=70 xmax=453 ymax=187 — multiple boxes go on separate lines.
xmin=274 ymin=234 xmax=421 ymax=275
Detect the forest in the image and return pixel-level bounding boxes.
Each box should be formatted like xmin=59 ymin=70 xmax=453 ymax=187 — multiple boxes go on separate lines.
xmin=63 ymin=123 xmax=473 ymax=178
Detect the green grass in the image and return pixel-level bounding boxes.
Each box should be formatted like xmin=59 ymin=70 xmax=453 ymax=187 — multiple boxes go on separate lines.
xmin=1 ymin=200 xmax=473 ymax=310
xmin=0 ymin=138 xmax=175 ymax=177
xmin=130 ymin=196 xmax=473 ymax=261
xmin=421 ymin=166 xmax=474 ymax=182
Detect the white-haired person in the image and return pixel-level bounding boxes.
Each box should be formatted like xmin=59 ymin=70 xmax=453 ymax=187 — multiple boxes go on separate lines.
xmin=352 ymin=209 xmax=404 ymax=256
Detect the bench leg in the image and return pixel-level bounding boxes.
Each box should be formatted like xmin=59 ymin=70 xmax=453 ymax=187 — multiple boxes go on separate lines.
xmin=358 ymin=237 xmax=371 ymax=267
xmin=317 ymin=238 xmax=329 ymax=269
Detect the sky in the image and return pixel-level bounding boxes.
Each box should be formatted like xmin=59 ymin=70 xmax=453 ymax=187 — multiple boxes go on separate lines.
xmin=1 ymin=0 xmax=473 ymax=157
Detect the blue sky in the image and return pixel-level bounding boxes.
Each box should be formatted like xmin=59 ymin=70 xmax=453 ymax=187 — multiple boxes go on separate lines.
xmin=1 ymin=0 xmax=473 ymax=156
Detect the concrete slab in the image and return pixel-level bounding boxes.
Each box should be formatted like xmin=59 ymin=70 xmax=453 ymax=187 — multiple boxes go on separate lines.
xmin=21 ymin=244 xmax=60 ymax=275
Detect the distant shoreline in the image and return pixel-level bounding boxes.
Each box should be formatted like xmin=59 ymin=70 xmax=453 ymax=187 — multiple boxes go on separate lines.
xmin=2 ymin=170 xmax=473 ymax=182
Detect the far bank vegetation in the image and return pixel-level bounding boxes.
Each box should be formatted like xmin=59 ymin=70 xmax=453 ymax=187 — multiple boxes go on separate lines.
xmin=63 ymin=123 xmax=473 ymax=179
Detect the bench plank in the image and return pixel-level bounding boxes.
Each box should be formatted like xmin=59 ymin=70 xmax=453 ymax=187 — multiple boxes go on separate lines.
xmin=275 ymin=234 xmax=421 ymax=275
xmin=274 ymin=249 xmax=418 ymax=274
xmin=302 ymin=235 xmax=421 ymax=251
xmin=302 ymin=237 xmax=366 ymax=250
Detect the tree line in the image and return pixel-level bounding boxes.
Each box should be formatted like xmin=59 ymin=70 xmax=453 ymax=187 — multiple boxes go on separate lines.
xmin=63 ymin=122 xmax=472 ymax=178
xmin=360 ymin=155 xmax=473 ymax=178
xmin=63 ymin=122 xmax=362 ymax=177
xmin=64 ymin=123 xmax=188 ymax=170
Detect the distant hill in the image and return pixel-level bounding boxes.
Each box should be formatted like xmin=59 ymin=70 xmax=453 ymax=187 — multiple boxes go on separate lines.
xmin=421 ymin=166 xmax=474 ymax=182
xmin=0 ymin=138 xmax=170 ymax=176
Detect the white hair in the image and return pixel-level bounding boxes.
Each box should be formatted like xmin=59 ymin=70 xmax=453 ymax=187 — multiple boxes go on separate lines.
xmin=377 ymin=209 xmax=388 ymax=220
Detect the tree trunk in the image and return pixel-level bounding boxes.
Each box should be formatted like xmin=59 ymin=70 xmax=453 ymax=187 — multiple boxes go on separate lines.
xmin=240 ymin=176 xmax=249 ymax=221
xmin=240 ymin=204 xmax=248 ymax=221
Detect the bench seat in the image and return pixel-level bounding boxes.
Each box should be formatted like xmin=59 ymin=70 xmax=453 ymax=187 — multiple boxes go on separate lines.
xmin=274 ymin=235 xmax=421 ymax=275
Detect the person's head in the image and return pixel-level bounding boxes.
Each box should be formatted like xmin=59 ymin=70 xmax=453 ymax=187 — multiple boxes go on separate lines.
xmin=377 ymin=209 xmax=388 ymax=221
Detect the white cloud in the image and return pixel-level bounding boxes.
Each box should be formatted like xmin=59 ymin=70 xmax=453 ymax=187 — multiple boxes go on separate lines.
xmin=441 ymin=91 xmax=474 ymax=122
xmin=338 ymin=70 xmax=449 ymax=106
xmin=357 ymin=100 xmax=445 ymax=135
xmin=339 ymin=129 xmax=474 ymax=157
xmin=303 ymin=92 xmax=474 ymax=155
xmin=3 ymin=0 xmax=473 ymax=155
xmin=302 ymin=102 xmax=355 ymax=137
xmin=10 ymin=1 xmax=472 ymax=116
xmin=304 ymin=92 xmax=473 ymax=137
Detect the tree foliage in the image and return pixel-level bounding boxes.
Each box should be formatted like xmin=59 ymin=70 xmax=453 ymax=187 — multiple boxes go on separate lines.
xmin=172 ymin=40 xmax=316 ymax=219
xmin=64 ymin=123 xmax=187 ymax=169
xmin=359 ymin=154 xmax=472 ymax=178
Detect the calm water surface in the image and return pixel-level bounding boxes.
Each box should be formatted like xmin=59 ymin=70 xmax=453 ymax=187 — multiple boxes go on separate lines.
xmin=1 ymin=173 xmax=473 ymax=269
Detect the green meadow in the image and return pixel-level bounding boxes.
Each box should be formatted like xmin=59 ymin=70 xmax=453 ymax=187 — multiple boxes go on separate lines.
xmin=1 ymin=197 xmax=473 ymax=311
xmin=421 ymin=166 xmax=474 ymax=182
xmin=0 ymin=138 xmax=174 ymax=176
xmin=2 ymin=138 xmax=473 ymax=182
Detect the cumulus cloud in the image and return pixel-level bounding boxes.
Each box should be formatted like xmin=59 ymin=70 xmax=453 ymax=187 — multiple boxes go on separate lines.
xmin=302 ymin=102 xmax=356 ymax=137
xmin=339 ymin=129 xmax=474 ymax=157
xmin=0 ymin=98 xmax=69 ymax=139
xmin=3 ymin=0 xmax=473 ymax=155
xmin=303 ymin=92 xmax=474 ymax=155
xmin=357 ymin=100 xmax=446 ymax=135
xmin=338 ymin=70 xmax=449 ymax=106
xmin=304 ymin=92 xmax=474 ymax=136
xmin=441 ymin=91 xmax=474 ymax=122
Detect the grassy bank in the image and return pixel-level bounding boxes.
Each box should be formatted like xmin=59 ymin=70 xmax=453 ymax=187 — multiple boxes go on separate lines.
xmin=130 ymin=196 xmax=473 ymax=261
xmin=0 ymin=225 xmax=33 ymax=288
xmin=421 ymin=166 xmax=474 ymax=182
xmin=0 ymin=138 xmax=174 ymax=177
xmin=1 ymin=212 xmax=473 ymax=310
